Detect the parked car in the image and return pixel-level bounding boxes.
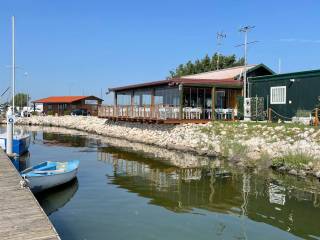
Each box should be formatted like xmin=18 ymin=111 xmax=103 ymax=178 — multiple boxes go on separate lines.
xmin=21 ymin=110 xmax=31 ymax=117
xmin=71 ymin=109 xmax=90 ymax=116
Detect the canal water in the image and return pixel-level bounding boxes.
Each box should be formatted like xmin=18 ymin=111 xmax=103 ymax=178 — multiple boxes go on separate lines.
xmin=13 ymin=127 xmax=320 ymax=239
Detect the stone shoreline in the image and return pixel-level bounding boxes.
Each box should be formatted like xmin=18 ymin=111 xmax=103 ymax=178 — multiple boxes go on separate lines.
xmin=4 ymin=116 xmax=320 ymax=179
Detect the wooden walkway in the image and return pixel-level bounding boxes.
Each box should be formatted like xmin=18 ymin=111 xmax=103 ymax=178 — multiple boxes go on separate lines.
xmin=0 ymin=149 xmax=60 ymax=240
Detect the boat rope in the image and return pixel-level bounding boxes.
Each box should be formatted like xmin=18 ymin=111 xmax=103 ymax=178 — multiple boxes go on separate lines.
xmin=20 ymin=175 xmax=29 ymax=189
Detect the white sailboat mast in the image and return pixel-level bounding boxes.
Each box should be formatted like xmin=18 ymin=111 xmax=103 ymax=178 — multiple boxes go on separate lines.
xmin=12 ymin=16 xmax=15 ymax=112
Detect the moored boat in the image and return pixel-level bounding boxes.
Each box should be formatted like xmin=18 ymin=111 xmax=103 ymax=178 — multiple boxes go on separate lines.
xmin=21 ymin=160 xmax=79 ymax=193
xmin=0 ymin=133 xmax=31 ymax=156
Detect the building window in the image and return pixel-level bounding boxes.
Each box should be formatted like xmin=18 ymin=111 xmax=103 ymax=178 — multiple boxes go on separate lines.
xmin=142 ymin=94 xmax=151 ymax=105
xmin=133 ymin=95 xmax=140 ymax=105
xmin=154 ymin=96 xmax=163 ymax=105
xmin=216 ymin=90 xmax=225 ymax=109
xmin=85 ymin=100 xmax=98 ymax=105
xmin=117 ymin=94 xmax=131 ymax=106
xmin=270 ymin=86 xmax=286 ymax=104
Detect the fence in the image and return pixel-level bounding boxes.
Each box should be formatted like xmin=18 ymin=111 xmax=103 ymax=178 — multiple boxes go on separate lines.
xmin=98 ymin=105 xmax=236 ymax=121
xmin=267 ymin=107 xmax=320 ymax=126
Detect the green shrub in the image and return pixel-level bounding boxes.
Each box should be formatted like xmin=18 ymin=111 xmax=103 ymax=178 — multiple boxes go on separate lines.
xmin=47 ymin=110 xmax=53 ymax=115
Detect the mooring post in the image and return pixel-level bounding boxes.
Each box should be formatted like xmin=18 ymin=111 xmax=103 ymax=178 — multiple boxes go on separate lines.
xmin=6 ymin=107 xmax=13 ymax=155
xmin=315 ymin=108 xmax=319 ymax=126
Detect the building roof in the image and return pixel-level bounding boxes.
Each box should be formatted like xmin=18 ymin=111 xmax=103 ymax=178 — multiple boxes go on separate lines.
xmin=109 ymin=64 xmax=273 ymax=92
xmin=33 ymin=96 xmax=103 ymax=104
xmin=109 ymin=78 xmax=243 ymax=92
xmin=181 ymin=64 xmax=257 ymax=80
xmin=172 ymin=78 xmax=243 ymax=87
xmin=250 ymin=68 xmax=320 ymax=82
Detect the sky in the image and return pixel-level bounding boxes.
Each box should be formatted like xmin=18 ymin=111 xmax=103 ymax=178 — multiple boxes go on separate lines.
xmin=0 ymin=0 xmax=319 ymax=103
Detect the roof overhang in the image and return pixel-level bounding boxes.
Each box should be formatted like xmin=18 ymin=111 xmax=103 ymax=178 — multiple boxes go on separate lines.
xmin=109 ymin=78 xmax=242 ymax=92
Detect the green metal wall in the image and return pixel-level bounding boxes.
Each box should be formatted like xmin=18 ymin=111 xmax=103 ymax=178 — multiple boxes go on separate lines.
xmin=250 ymin=70 xmax=320 ymax=120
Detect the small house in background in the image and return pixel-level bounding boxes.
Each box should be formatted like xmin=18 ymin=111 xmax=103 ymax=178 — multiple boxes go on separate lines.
xmin=250 ymin=69 xmax=320 ymax=120
xmin=33 ymin=96 xmax=103 ymax=116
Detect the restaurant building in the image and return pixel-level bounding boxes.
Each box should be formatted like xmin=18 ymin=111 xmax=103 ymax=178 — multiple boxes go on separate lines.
xmin=99 ymin=64 xmax=274 ymax=123
xmin=33 ymin=96 xmax=103 ymax=116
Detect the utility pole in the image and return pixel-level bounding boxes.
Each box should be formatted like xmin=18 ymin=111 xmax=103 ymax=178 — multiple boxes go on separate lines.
xmin=236 ymin=25 xmax=257 ymax=121
xmin=238 ymin=26 xmax=255 ymax=99
xmin=216 ymin=32 xmax=226 ymax=70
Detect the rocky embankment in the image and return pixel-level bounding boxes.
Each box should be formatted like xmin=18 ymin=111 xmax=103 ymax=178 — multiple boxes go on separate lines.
xmin=6 ymin=116 xmax=320 ymax=179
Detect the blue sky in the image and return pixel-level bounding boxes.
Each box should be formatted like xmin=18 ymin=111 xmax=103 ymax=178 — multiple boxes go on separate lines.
xmin=0 ymin=0 xmax=319 ymax=103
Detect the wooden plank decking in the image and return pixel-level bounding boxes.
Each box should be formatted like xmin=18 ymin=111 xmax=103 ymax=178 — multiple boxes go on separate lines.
xmin=0 ymin=149 xmax=60 ymax=240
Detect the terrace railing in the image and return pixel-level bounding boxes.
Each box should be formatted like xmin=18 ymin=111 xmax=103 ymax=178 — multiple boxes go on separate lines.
xmin=98 ymin=105 xmax=236 ymax=121
xmin=98 ymin=105 xmax=180 ymax=120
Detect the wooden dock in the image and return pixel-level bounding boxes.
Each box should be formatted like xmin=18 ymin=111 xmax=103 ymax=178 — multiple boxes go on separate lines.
xmin=0 ymin=149 xmax=60 ymax=240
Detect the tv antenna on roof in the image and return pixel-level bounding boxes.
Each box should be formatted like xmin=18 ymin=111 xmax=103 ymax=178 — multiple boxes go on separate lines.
xmin=216 ymin=32 xmax=226 ymax=70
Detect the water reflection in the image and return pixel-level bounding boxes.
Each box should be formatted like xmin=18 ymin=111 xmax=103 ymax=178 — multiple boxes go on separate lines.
xmin=99 ymin=149 xmax=320 ymax=239
xmin=17 ymin=151 xmax=31 ymax=171
xmin=11 ymin=126 xmax=320 ymax=239
xmin=36 ymin=179 xmax=79 ymax=216
xmin=25 ymin=125 xmax=216 ymax=168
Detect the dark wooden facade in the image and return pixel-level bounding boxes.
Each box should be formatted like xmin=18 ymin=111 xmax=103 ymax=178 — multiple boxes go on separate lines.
xmin=34 ymin=96 xmax=103 ymax=116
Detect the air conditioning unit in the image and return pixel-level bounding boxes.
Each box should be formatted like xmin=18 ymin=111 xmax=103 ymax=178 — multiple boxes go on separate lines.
xmin=244 ymin=98 xmax=251 ymax=118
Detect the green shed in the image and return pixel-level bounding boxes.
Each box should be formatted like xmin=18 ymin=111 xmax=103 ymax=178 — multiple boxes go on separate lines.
xmin=249 ymin=69 xmax=320 ymax=120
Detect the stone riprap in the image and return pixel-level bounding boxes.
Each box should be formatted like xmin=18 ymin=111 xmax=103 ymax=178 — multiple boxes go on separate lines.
xmin=7 ymin=116 xmax=320 ymax=178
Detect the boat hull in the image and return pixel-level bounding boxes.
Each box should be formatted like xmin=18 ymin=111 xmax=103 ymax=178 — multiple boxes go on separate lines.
xmin=26 ymin=168 xmax=78 ymax=193
xmin=0 ymin=134 xmax=31 ymax=156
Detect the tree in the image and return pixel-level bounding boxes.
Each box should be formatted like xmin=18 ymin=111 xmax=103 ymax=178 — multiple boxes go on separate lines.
xmin=10 ymin=93 xmax=30 ymax=108
xmin=168 ymin=52 xmax=244 ymax=78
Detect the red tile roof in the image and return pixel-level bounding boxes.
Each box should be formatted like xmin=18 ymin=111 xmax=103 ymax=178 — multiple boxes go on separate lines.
xmin=33 ymin=96 xmax=101 ymax=103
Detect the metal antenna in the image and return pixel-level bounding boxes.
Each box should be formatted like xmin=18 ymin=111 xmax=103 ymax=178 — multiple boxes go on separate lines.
xmin=1 ymin=87 xmax=10 ymax=97
xmin=278 ymin=58 xmax=282 ymax=73
xmin=216 ymin=32 xmax=226 ymax=70
xmin=237 ymin=25 xmax=257 ymax=99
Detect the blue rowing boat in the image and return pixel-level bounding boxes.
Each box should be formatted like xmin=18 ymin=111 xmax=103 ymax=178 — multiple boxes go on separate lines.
xmin=21 ymin=160 xmax=80 ymax=193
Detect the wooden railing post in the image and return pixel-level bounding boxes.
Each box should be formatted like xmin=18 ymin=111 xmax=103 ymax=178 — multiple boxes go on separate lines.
xmin=211 ymin=87 xmax=216 ymax=121
xmin=268 ymin=108 xmax=272 ymax=122
xmin=315 ymin=108 xmax=319 ymax=126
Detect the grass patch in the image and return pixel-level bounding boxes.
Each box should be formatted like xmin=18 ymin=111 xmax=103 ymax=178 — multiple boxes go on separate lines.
xmin=272 ymin=152 xmax=316 ymax=170
xmin=220 ymin=139 xmax=248 ymax=159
